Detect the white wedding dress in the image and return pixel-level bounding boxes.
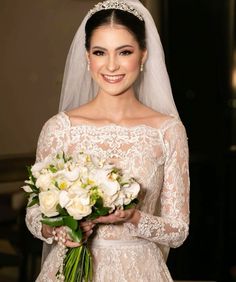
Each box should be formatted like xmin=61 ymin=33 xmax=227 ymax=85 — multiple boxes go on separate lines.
xmin=26 ymin=111 xmax=189 ymax=282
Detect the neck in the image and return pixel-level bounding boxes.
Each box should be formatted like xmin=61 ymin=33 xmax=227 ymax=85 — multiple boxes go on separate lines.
xmin=92 ymin=90 xmax=140 ymax=123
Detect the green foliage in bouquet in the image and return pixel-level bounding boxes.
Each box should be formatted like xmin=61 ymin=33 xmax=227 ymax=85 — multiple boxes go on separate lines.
xmin=22 ymin=152 xmax=140 ymax=282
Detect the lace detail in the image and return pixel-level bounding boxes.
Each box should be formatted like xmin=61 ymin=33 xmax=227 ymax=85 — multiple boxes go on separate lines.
xmin=25 ymin=111 xmax=190 ymax=282
xmin=25 ymin=205 xmax=53 ymax=244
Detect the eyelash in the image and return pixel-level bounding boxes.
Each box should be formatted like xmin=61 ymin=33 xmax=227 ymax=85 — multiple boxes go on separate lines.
xmin=92 ymin=50 xmax=133 ymax=56
xmin=92 ymin=50 xmax=104 ymax=56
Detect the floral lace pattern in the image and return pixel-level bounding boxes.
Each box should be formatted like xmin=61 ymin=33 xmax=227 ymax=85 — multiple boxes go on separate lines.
xmin=26 ymin=112 xmax=190 ymax=282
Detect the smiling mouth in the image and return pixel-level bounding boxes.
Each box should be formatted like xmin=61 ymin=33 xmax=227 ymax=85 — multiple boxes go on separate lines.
xmin=102 ymin=74 xmax=125 ymax=83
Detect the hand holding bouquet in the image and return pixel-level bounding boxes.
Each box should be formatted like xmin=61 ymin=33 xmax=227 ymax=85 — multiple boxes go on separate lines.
xmin=22 ymin=152 xmax=140 ymax=282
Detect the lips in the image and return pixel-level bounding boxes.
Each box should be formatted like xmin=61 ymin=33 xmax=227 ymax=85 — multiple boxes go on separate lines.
xmin=102 ymin=74 xmax=125 ymax=83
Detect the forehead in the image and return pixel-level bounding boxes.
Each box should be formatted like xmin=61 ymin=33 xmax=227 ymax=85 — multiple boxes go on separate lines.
xmin=90 ymin=25 xmax=139 ymax=47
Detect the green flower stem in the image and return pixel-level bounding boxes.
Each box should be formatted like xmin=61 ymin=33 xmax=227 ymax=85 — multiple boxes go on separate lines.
xmin=64 ymin=248 xmax=82 ymax=281
xmin=62 ymin=245 xmax=92 ymax=282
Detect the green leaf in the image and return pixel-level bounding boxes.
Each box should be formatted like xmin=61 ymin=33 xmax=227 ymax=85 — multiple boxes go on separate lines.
xmin=96 ymin=206 xmax=110 ymax=216
xmin=85 ymin=212 xmax=100 ymax=221
xmin=29 ymin=184 xmax=39 ymax=193
xmin=94 ymin=197 xmax=103 ymax=208
xmin=67 ymin=227 xmax=82 ymax=243
xmin=41 ymin=216 xmax=64 ymax=227
xmin=63 ymin=216 xmax=78 ymax=231
xmin=26 ymin=165 xmax=36 ymax=184
xmin=49 ymin=165 xmax=57 ymax=173
xmin=27 ymin=196 xmax=39 ymax=207
xmin=56 ymin=204 xmax=69 ymax=216
xmin=124 ymin=198 xmax=139 ymax=210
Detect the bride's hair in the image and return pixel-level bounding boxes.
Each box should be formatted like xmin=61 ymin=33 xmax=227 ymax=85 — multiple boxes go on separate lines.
xmin=85 ymin=9 xmax=146 ymax=50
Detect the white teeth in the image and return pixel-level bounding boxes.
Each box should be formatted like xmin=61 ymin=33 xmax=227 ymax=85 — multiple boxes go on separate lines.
xmin=103 ymin=75 xmax=124 ymax=82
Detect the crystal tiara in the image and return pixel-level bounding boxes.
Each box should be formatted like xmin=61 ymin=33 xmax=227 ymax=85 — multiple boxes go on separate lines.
xmin=87 ymin=0 xmax=143 ymax=21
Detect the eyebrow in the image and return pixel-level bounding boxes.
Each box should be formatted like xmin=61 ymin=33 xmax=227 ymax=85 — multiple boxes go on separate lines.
xmin=91 ymin=45 xmax=134 ymax=51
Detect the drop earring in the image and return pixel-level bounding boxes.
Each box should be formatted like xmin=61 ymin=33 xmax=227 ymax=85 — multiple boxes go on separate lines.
xmin=140 ymin=63 xmax=144 ymax=72
xmin=87 ymin=61 xmax=90 ymax=71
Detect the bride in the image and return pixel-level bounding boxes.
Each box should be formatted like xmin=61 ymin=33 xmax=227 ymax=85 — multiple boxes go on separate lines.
xmin=26 ymin=0 xmax=190 ymax=281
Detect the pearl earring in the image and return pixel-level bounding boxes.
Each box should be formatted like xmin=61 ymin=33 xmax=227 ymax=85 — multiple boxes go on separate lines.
xmin=140 ymin=63 xmax=144 ymax=72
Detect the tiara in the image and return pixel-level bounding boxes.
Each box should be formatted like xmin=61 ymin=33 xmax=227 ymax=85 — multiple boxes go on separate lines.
xmin=87 ymin=0 xmax=143 ymax=21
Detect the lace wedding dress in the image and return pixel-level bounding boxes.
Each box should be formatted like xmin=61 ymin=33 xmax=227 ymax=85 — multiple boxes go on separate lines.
xmin=26 ymin=112 xmax=189 ymax=282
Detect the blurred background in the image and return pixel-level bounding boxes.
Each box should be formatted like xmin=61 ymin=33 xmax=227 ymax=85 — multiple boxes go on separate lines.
xmin=0 ymin=0 xmax=235 ymax=281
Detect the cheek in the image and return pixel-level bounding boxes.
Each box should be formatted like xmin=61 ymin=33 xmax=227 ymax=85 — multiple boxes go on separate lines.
xmin=122 ymin=57 xmax=141 ymax=72
xmin=90 ymin=59 xmax=103 ymax=72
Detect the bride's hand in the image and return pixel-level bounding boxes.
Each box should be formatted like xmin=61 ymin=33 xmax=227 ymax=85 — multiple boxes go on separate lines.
xmin=93 ymin=209 xmax=141 ymax=226
xmin=64 ymin=221 xmax=96 ymax=248
xmin=42 ymin=222 xmax=95 ymax=248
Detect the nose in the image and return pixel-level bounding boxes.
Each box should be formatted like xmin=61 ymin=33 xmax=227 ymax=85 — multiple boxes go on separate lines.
xmin=106 ymin=55 xmax=119 ymax=72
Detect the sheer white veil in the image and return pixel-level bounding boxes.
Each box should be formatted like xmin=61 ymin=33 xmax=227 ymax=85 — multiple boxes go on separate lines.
xmin=58 ymin=0 xmax=179 ymax=118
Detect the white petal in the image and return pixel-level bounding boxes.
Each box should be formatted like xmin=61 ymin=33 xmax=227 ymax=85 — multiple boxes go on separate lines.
xmin=22 ymin=185 xmax=33 ymax=193
xmin=59 ymin=191 xmax=70 ymax=208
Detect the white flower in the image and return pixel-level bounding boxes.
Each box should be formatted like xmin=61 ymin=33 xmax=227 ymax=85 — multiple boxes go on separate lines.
xmin=123 ymin=182 xmax=140 ymax=205
xmin=59 ymin=190 xmax=70 ymax=208
xmin=59 ymin=167 xmax=80 ymax=182
xmin=100 ymin=179 xmax=120 ymax=196
xmin=31 ymin=156 xmax=52 ymax=177
xmin=90 ymin=168 xmax=120 ymax=196
xmin=112 ymin=191 xmax=126 ymax=207
xmin=39 ymin=189 xmax=60 ymax=217
xmin=36 ymin=174 xmax=53 ymax=191
xmin=56 ymin=178 xmax=72 ymax=190
xmin=102 ymin=192 xmax=119 ymax=209
xmin=66 ymin=194 xmax=92 ymax=220
xmin=22 ymin=185 xmax=33 ymax=193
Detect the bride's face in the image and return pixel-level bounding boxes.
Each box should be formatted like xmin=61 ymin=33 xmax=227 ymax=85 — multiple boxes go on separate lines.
xmin=86 ymin=25 xmax=147 ymax=97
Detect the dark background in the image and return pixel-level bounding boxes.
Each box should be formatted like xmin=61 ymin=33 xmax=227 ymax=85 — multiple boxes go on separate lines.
xmin=161 ymin=0 xmax=236 ymax=281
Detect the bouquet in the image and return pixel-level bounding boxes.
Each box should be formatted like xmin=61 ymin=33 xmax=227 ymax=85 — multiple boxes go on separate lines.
xmin=22 ymin=152 xmax=140 ymax=282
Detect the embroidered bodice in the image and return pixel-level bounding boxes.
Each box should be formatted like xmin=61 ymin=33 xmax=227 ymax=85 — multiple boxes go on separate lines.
xmin=26 ymin=111 xmax=189 ymax=250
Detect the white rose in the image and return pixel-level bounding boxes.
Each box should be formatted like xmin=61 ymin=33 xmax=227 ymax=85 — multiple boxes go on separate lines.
xmin=36 ymin=174 xmax=53 ymax=191
xmin=66 ymin=194 xmax=92 ymax=220
xmin=39 ymin=189 xmax=60 ymax=217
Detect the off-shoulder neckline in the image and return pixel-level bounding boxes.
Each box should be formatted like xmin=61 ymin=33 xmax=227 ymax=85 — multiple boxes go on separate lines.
xmin=59 ymin=111 xmax=179 ymax=132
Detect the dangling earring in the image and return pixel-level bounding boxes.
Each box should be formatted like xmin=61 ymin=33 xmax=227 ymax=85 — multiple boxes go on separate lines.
xmin=140 ymin=63 xmax=144 ymax=72
xmin=87 ymin=61 xmax=90 ymax=71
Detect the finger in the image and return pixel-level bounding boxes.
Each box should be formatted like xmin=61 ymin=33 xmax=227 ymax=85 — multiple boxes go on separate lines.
xmin=93 ymin=214 xmax=121 ymax=224
xmin=82 ymin=225 xmax=95 ymax=233
xmin=80 ymin=221 xmax=93 ymax=227
xmin=84 ymin=229 xmax=93 ymax=239
xmin=65 ymin=240 xmax=81 ymax=248
xmin=114 ymin=210 xmax=126 ymax=218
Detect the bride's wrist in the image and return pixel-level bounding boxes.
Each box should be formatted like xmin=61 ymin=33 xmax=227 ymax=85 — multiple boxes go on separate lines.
xmin=127 ymin=209 xmax=141 ymax=226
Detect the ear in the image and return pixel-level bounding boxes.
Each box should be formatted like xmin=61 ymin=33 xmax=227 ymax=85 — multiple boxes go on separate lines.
xmin=141 ymin=49 xmax=148 ymax=64
xmin=86 ymin=51 xmax=90 ymax=63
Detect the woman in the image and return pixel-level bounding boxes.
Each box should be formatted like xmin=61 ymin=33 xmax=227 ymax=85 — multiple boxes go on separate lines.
xmin=26 ymin=0 xmax=190 ymax=281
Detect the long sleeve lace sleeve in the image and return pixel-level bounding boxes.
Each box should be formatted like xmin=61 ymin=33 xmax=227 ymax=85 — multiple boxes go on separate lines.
xmin=25 ymin=113 xmax=69 ymax=243
xmin=127 ymin=120 xmax=190 ymax=248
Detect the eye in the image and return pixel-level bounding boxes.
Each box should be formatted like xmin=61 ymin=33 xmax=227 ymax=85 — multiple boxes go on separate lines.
xmin=120 ymin=50 xmax=133 ymax=56
xmin=92 ymin=50 xmax=105 ymax=56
